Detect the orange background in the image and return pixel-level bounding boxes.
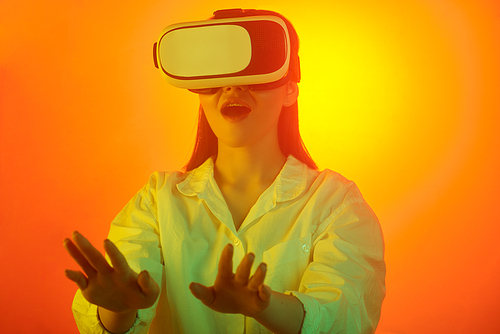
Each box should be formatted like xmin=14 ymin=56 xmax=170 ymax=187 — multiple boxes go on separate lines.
xmin=1 ymin=0 xmax=499 ymax=333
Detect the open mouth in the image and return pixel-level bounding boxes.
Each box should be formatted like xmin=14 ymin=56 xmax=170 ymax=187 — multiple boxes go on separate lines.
xmin=221 ymin=103 xmax=252 ymax=122
xmin=222 ymin=104 xmax=252 ymax=116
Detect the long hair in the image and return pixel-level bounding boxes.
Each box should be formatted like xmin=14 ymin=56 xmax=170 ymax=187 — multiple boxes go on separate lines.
xmin=184 ymin=9 xmax=317 ymax=171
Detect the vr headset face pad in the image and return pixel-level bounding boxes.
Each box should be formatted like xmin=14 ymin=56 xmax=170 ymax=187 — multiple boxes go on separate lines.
xmin=154 ymin=15 xmax=291 ymax=90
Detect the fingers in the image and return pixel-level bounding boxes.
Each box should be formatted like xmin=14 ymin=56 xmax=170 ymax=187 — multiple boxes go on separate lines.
xmin=72 ymin=231 xmax=112 ymax=274
xmin=217 ymin=244 xmax=234 ymax=280
xmin=234 ymin=253 xmax=255 ymax=284
xmin=189 ymin=282 xmax=215 ymax=306
xmin=137 ymin=270 xmax=159 ymax=298
xmin=64 ymin=237 xmax=97 ymax=278
xmin=104 ymin=239 xmax=130 ymax=274
xmin=64 ymin=269 xmax=88 ymax=290
xmin=258 ymin=284 xmax=272 ymax=302
xmin=248 ymin=263 xmax=267 ymax=292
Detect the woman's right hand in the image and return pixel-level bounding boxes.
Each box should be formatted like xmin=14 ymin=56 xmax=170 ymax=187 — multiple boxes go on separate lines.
xmin=63 ymin=231 xmax=159 ymax=314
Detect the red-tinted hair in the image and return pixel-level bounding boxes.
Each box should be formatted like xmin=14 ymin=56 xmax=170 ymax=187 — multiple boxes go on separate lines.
xmin=184 ymin=9 xmax=317 ymax=171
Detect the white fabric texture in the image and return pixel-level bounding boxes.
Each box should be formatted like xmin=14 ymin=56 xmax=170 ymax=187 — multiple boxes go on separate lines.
xmin=72 ymin=155 xmax=386 ymax=333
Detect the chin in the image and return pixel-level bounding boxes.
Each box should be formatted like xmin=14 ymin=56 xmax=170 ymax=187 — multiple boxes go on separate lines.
xmin=218 ymin=135 xmax=259 ymax=149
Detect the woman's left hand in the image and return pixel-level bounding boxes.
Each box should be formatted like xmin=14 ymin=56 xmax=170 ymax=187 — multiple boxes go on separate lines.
xmin=189 ymin=244 xmax=272 ymax=318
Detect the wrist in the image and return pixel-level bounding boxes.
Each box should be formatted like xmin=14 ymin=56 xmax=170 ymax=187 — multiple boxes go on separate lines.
xmin=98 ymin=306 xmax=137 ymax=334
xmin=251 ymin=292 xmax=273 ymax=321
xmin=253 ymin=291 xmax=304 ymax=334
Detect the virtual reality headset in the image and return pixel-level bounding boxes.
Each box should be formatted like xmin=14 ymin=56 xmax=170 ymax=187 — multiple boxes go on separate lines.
xmin=153 ymin=11 xmax=300 ymax=94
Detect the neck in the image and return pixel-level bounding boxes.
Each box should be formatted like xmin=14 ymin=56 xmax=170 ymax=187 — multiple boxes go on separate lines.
xmin=214 ymin=136 xmax=287 ymax=189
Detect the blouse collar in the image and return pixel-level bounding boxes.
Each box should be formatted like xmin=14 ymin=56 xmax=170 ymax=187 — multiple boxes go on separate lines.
xmin=177 ymin=154 xmax=308 ymax=203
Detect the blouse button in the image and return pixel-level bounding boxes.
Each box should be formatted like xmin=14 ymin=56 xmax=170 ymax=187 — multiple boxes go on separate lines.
xmin=233 ymin=239 xmax=240 ymax=246
xmin=301 ymin=244 xmax=310 ymax=253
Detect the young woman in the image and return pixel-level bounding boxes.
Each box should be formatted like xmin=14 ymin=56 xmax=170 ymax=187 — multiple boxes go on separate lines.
xmin=64 ymin=9 xmax=386 ymax=334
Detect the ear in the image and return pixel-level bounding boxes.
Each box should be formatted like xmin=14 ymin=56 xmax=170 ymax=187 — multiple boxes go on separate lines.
xmin=282 ymin=81 xmax=299 ymax=107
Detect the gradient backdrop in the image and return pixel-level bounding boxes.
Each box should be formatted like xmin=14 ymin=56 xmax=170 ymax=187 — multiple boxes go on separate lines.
xmin=1 ymin=0 xmax=499 ymax=333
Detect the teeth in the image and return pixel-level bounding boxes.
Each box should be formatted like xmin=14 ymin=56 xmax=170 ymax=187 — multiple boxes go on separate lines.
xmin=222 ymin=103 xmax=251 ymax=117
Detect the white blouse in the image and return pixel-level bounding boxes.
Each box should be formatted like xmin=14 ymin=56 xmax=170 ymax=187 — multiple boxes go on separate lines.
xmin=72 ymin=155 xmax=386 ymax=334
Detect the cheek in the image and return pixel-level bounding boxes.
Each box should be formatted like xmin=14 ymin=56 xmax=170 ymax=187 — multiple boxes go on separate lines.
xmin=198 ymin=95 xmax=224 ymax=135
xmin=256 ymin=90 xmax=286 ymax=116
xmin=198 ymin=95 xmax=211 ymax=111
xmin=199 ymin=95 xmax=220 ymax=119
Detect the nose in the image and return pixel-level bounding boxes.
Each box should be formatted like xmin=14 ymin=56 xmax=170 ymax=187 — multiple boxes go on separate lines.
xmin=222 ymin=85 xmax=249 ymax=93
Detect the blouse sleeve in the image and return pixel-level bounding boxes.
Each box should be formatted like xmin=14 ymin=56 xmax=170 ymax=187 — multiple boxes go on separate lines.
xmin=72 ymin=172 xmax=165 ymax=334
xmin=285 ymin=190 xmax=386 ymax=334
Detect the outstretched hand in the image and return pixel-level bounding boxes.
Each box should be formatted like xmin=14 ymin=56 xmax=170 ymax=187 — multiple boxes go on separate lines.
xmin=189 ymin=244 xmax=272 ymax=318
xmin=63 ymin=231 xmax=159 ymax=313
